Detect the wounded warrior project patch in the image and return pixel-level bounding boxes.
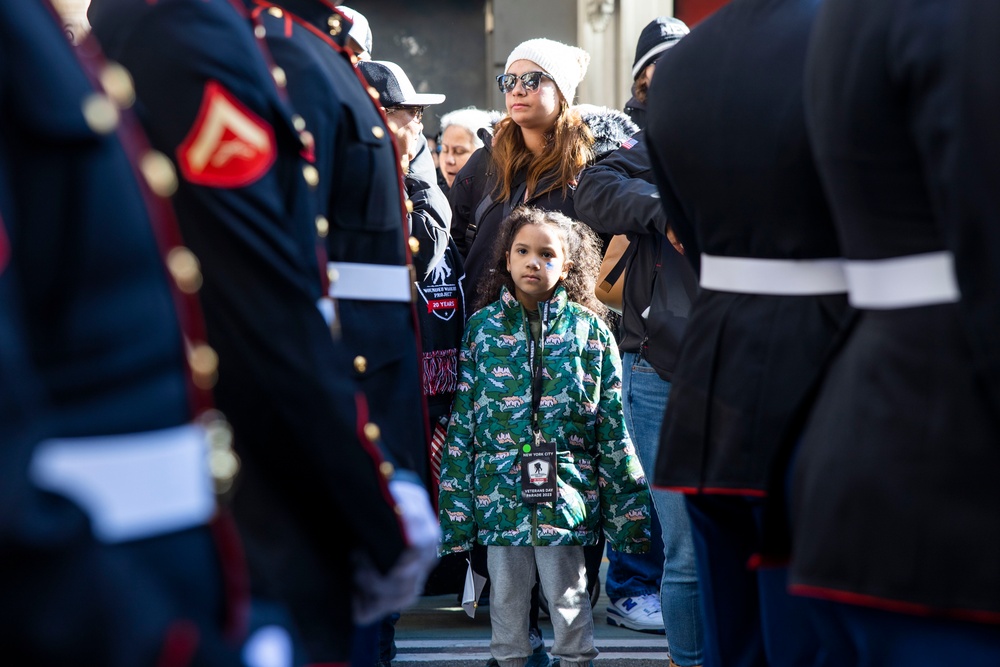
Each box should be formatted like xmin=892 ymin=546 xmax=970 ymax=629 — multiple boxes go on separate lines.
xmin=176 ymin=81 xmax=276 ymax=188
xmin=417 ymin=252 xmax=463 ymax=320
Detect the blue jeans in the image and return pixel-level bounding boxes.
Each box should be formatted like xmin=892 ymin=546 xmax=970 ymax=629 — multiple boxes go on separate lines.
xmin=605 ymin=506 xmax=664 ymax=600
xmin=620 ymin=352 xmax=703 ymax=666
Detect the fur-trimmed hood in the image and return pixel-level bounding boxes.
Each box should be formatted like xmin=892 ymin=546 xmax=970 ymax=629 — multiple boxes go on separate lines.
xmin=574 ymin=104 xmax=640 ymax=160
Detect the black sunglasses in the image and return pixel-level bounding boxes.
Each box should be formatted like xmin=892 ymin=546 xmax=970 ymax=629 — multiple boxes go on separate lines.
xmin=496 ymin=71 xmax=554 ymax=94
xmin=385 ymin=106 xmax=426 ymax=122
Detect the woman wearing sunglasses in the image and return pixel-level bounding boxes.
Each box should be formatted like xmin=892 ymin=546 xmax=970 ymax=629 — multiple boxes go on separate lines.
xmin=445 ymin=37 xmax=640 ymax=667
xmin=449 ymin=38 xmax=635 ymax=305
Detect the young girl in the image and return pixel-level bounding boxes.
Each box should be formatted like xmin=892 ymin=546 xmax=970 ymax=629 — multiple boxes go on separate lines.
xmin=438 ymin=207 xmax=651 ymax=667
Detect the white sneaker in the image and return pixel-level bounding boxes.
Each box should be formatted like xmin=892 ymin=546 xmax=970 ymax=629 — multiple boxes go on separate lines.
xmin=606 ymin=594 xmax=665 ymax=634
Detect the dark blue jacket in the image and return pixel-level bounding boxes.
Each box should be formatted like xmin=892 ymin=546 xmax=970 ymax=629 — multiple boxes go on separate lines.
xmin=250 ymin=0 xmax=432 ymax=484
xmin=89 ymin=0 xmax=409 ymax=658
xmin=0 ymin=1 xmax=244 ymax=664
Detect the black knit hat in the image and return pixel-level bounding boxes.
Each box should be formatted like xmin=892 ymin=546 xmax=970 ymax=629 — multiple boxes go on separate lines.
xmin=632 ymin=16 xmax=690 ymax=80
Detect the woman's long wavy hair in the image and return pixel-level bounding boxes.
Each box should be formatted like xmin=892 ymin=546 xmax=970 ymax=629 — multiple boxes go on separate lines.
xmin=475 ymin=207 xmax=609 ymax=320
xmin=490 ymin=101 xmax=595 ymax=202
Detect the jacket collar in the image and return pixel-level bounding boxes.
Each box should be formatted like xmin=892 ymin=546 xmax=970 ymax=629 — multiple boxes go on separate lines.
xmin=265 ymin=0 xmax=350 ymax=48
xmin=500 ymin=284 xmax=569 ymax=319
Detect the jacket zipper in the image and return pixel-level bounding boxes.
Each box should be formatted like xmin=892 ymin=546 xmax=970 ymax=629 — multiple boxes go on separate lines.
xmin=529 ymin=301 xmax=548 ymax=546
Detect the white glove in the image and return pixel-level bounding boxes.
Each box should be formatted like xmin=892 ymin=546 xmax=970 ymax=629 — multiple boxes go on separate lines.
xmin=352 ymin=479 xmax=441 ymax=624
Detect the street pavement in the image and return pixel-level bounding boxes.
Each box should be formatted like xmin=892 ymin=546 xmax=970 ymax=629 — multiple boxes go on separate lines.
xmin=395 ymin=559 xmax=672 ymax=666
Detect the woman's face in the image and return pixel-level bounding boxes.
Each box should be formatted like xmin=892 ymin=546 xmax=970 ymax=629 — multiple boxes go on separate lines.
xmin=440 ymin=125 xmax=477 ymax=187
xmin=504 ymin=59 xmax=562 ymax=133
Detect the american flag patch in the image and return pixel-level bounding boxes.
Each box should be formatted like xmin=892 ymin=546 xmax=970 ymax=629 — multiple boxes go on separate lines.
xmin=621 ymin=136 xmax=638 ymax=150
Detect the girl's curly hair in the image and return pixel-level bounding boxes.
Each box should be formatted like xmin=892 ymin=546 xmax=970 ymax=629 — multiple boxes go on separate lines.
xmin=474 ymin=206 xmax=609 ymax=320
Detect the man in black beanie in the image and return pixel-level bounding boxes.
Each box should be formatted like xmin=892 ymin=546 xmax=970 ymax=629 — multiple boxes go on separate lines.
xmin=625 ymin=16 xmax=689 ymax=130
xmin=576 ymin=15 xmax=703 ymax=665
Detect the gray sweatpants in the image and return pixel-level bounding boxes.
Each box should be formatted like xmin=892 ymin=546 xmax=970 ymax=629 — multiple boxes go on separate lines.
xmin=487 ymin=545 xmax=598 ymax=667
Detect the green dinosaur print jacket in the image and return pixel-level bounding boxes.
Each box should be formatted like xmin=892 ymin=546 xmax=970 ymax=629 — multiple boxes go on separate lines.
xmin=438 ymin=285 xmax=651 ymax=553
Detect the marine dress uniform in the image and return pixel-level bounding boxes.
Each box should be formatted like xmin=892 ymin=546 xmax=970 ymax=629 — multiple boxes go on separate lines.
xmin=88 ymin=0 xmax=434 ymax=662
xmin=789 ymin=0 xmax=1000 ymax=663
xmin=243 ymin=5 xmax=442 ymax=664
xmin=645 ymin=1 xmax=851 ymax=665
xmin=246 ymin=0 xmax=432 ymax=488
xmin=0 ymin=1 xmax=244 ymax=664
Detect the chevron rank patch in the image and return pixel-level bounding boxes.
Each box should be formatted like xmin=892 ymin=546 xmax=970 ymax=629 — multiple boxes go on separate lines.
xmin=176 ymin=80 xmax=276 ymax=188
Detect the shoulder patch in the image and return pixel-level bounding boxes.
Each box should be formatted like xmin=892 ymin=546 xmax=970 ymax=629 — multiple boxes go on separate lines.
xmin=176 ymin=80 xmax=276 ymax=188
xmin=620 ymin=136 xmax=638 ymax=150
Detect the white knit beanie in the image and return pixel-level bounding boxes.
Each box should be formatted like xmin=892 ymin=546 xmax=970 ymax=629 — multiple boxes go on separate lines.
xmin=504 ymin=38 xmax=590 ymax=105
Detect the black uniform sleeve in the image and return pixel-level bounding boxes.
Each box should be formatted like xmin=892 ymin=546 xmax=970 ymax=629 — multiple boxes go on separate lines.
xmin=575 ymin=132 xmax=670 ymax=238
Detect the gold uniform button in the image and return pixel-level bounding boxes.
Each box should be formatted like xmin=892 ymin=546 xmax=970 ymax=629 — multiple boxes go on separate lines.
xmin=267 ymin=6 xmax=283 ymax=17
xmin=82 ymin=93 xmax=119 ymax=135
xmin=166 ymin=246 xmax=203 ymax=294
xmin=379 ymin=461 xmax=395 ymax=480
xmin=299 ymin=130 xmax=315 ymax=155
xmin=367 ymin=86 xmax=381 ymax=101
xmin=408 ymin=236 xmax=420 ymax=254
xmin=405 ymin=199 xmax=414 ymax=214
xmin=292 ymin=114 xmax=307 ymax=132
xmin=100 ymin=62 xmax=135 ymax=108
xmin=188 ymin=343 xmax=219 ymax=389
xmin=328 ymin=14 xmax=342 ymax=35
xmin=254 ymin=24 xmax=266 ymax=39
xmin=371 ymin=125 xmax=385 ymax=140
xmin=327 ymin=266 xmax=339 ymax=283
xmin=364 ymin=422 xmax=381 ymax=442
xmin=315 ymin=215 xmax=330 ymax=238
xmin=350 ymin=55 xmax=359 ymax=65
xmin=302 ymin=164 xmax=319 ymax=187
xmin=271 ymin=66 xmax=287 ymax=88
xmin=353 ymin=355 xmax=368 ymax=374
xmin=139 ymin=150 xmax=179 ymax=198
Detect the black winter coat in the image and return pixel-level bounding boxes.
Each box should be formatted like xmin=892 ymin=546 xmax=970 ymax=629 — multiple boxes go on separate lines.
xmin=575 ymin=131 xmax=697 ymax=378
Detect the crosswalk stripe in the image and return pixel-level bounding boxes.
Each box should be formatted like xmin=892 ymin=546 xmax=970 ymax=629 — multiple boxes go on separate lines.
xmin=395 ymin=651 xmax=669 ymax=663
xmin=396 ymin=637 xmax=671 ymax=664
xmin=397 ymin=638 xmax=668 ymax=649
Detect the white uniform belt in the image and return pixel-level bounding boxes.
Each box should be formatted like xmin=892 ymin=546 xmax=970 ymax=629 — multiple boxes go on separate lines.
xmin=30 ymin=424 xmax=216 ymax=544
xmin=700 ymin=254 xmax=848 ymax=295
xmin=327 ymin=262 xmax=412 ymax=302
xmin=845 ymin=251 xmax=960 ymax=309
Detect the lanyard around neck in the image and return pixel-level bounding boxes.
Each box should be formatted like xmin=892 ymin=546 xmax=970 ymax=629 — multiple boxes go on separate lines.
xmin=526 ymin=303 xmax=547 ymax=434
